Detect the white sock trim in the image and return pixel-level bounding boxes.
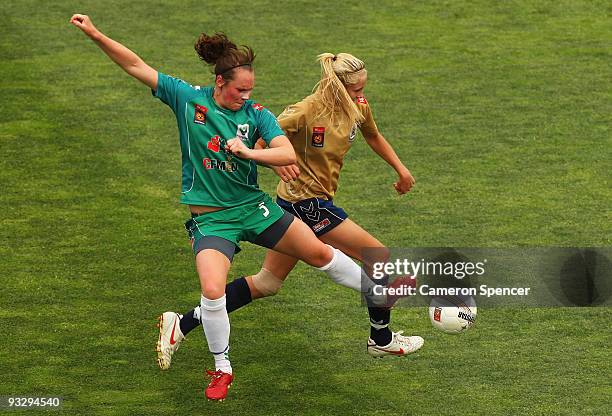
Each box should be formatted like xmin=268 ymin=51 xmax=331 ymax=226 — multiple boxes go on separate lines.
xmin=201 ymin=294 xmax=226 ymax=311
xmin=370 ymin=320 xmax=390 ymax=330
xmin=315 ymin=244 xmax=337 ymax=271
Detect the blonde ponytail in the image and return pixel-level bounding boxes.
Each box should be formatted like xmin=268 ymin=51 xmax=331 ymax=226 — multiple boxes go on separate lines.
xmin=312 ymin=53 xmax=366 ymax=126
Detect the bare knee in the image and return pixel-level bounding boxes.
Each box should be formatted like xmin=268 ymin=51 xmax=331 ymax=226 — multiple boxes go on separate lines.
xmin=201 ymin=282 xmax=225 ymax=300
xmin=195 ymin=249 xmax=230 ymax=300
xmin=302 ymin=242 xmax=333 ymax=267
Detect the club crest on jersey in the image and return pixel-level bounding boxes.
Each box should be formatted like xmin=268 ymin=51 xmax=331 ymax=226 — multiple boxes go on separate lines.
xmin=356 ymin=96 xmax=368 ymax=105
xmin=208 ymin=135 xmax=221 ymax=152
xmin=252 ymin=103 xmax=264 ymax=111
xmin=311 ymin=127 xmax=325 ymax=148
xmin=236 ymin=123 xmax=250 ymax=142
xmin=349 ymin=124 xmax=357 ymax=143
xmin=194 ymin=104 xmax=208 ymax=125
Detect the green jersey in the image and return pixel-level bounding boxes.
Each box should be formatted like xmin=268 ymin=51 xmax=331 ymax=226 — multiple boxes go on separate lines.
xmin=153 ymin=72 xmax=284 ymax=207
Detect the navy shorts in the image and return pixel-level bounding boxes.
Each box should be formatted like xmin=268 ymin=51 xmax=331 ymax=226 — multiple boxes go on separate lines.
xmin=276 ymin=196 xmax=348 ymax=236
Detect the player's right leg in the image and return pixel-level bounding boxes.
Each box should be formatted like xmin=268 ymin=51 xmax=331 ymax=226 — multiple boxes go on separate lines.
xmin=157 ymin=213 xmax=237 ymax=378
xmin=195 ymin=248 xmax=234 ymax=401
xmin=157 ymin=251 xmax=298 ymax=370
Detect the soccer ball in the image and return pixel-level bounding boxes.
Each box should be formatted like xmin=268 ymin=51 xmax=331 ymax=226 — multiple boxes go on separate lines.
xmin=428 ymin=295 xmax=477 ymax=334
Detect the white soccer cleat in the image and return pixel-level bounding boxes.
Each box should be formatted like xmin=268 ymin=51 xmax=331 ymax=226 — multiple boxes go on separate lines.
xmin=367 ymin=331 xmax=424 ymax=357
xmin=156 ymin=312 xmax=184 ymax=370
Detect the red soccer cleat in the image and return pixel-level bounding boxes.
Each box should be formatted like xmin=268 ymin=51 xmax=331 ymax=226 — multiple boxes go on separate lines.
xmin=205 ymin=370 xmax=234 ymax=401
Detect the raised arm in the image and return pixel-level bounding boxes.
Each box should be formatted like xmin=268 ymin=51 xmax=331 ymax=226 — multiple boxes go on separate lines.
xmin=70 ymin=14 xmax=158 ymax=90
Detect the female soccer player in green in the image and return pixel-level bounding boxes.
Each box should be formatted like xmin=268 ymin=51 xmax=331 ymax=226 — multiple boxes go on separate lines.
xmin=162 ymin=52 xmax=424 ymax=368
xmin=70 ymin=15 xmax=408 ymax=401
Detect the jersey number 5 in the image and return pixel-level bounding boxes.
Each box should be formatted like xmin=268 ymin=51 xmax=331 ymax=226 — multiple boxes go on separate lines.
xmin=258 ymin=202 xmax=270 ymax=218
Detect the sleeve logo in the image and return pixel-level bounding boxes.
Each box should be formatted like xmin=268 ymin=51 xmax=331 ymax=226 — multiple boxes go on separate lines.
xmin=252 ymin=103 xmax=264 ymax=111
xmin=311 ymin=127 xmax=325 ymax=148
xmin=194 ymin=104 xmax=208 ymax=125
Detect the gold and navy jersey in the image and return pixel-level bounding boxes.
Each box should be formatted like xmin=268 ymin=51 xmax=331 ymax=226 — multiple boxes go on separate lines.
xmin=276 ymin=94 xmax=379 ymax=201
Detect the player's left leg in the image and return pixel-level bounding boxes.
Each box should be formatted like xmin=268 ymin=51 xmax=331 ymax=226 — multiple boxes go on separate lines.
xmin=318 ymin=218 xmax=423 ymax=357
xmin=156 ymin=213 xmax=297 ymax=371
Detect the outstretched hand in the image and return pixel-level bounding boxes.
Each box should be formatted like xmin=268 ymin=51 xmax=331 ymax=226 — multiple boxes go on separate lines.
xmin=70 ymin=14 xmax=99 ymax=38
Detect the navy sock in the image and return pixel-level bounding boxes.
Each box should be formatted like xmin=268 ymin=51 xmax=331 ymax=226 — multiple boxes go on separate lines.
xmin=179 ymin=308 xmax=200 ymax=336
xmin=225 ymin=276 xmax=252 ymax=313
xmin=179 ymin=277 xmax=252 ymax=336
xmin=368 ymin=307 xmax=392 ymax=346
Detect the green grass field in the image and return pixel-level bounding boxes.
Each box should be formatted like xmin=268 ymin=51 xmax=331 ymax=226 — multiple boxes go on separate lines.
xmin=1 ymin=0 xmax=610 ymax=414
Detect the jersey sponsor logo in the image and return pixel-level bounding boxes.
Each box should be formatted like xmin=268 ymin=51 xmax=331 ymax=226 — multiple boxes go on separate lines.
xmin=312 ymin=218 xmax=331 ymax=233
xmin=252 ymin=103 xmax=264 ymax=111
xmin=349 ymin=124 xmax=357 ymax=143
xmin=311 ymin=127 xmax=325 ymax=148
xmin=208 ymin=135 xmax=221 ymax=152
xmin=194 ymin=104 xmax=208 ymax=125
xmin=203 ymin=157 xmax=238 ymax=172
xmin=433 ymin=307 xmax=442 ymax=322
xmin=236 ymin=124 xmax=250 ymax=142
xmin=356 ymin=96 xmax=368 ymax=105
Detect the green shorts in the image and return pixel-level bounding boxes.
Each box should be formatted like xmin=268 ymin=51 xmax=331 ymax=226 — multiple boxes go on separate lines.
xmin=184 ymin=193 xmax=288 ymax=257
